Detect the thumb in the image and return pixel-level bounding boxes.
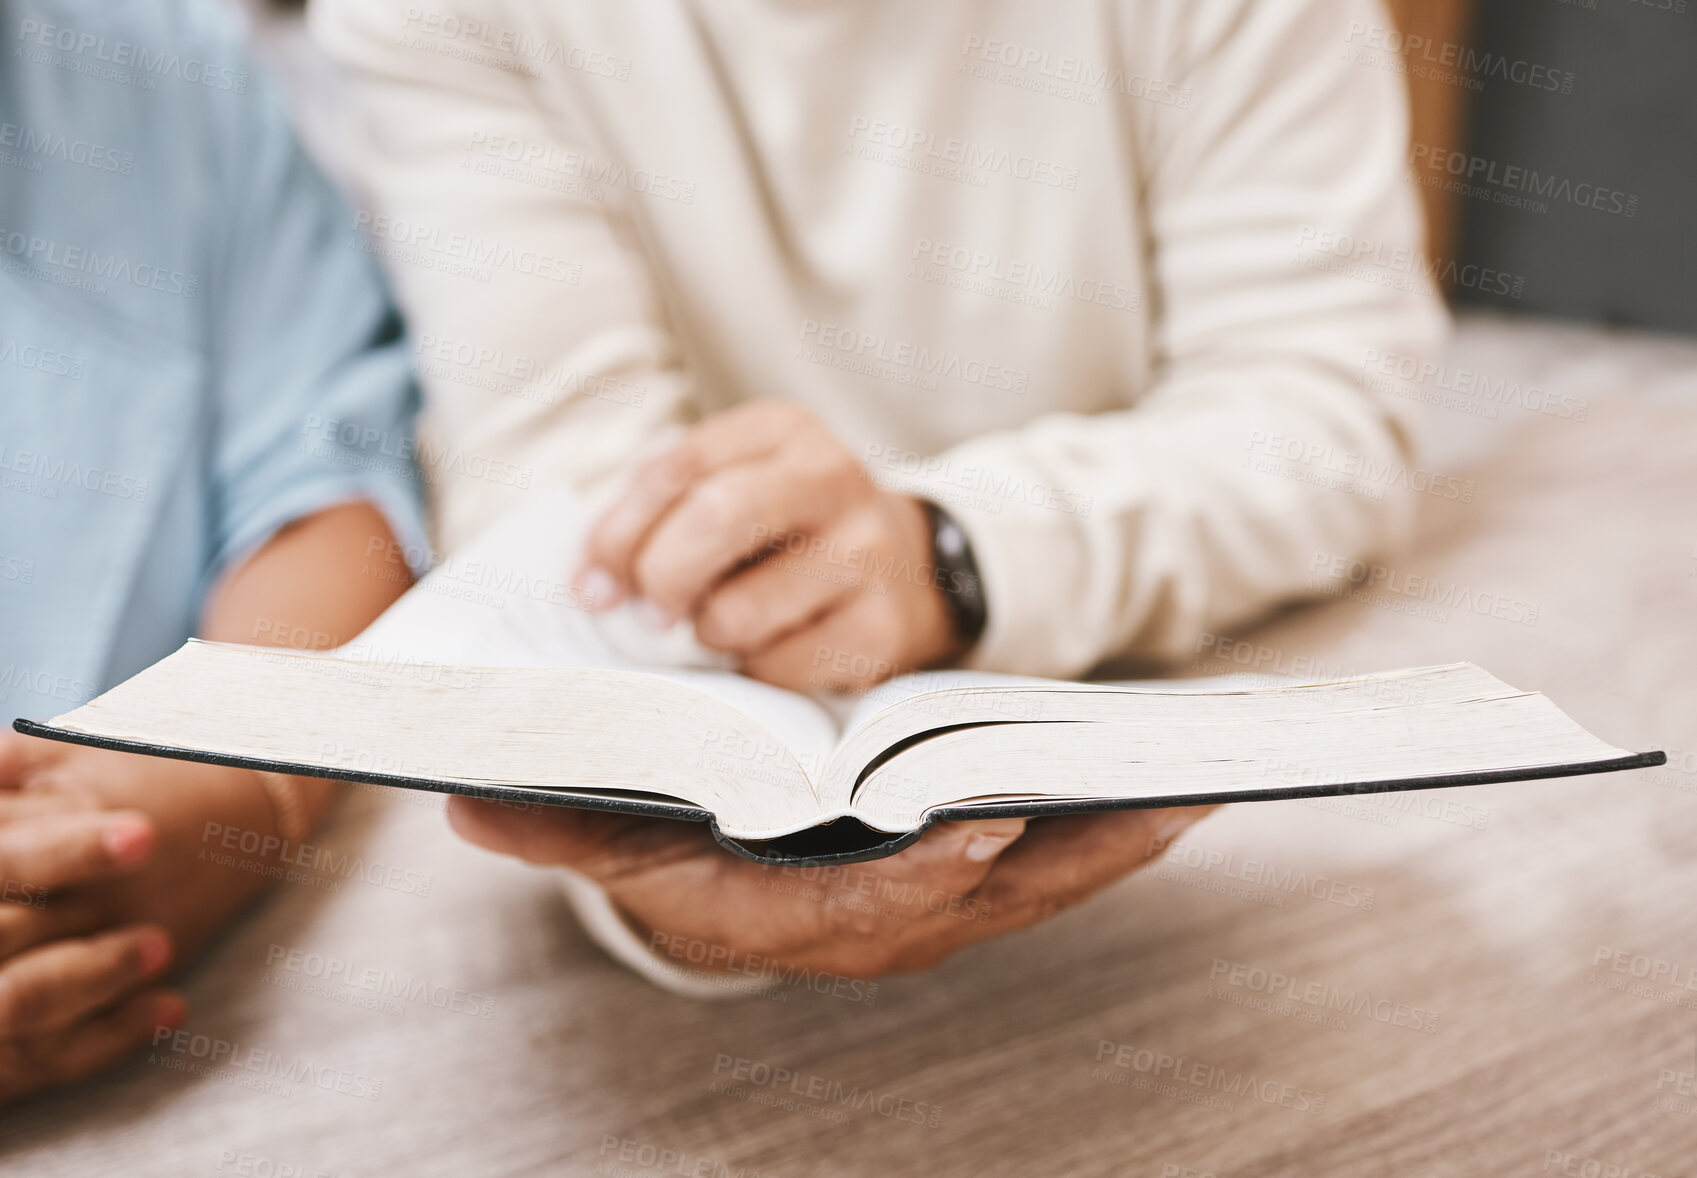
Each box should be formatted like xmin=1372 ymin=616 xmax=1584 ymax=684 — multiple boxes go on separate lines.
xmin=860 ymin=816 xmax=1028 ymax=912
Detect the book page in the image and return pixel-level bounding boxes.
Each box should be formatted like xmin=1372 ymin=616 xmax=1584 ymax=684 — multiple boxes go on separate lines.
xmin=834 ymin=668 xmax=1282 ymax=740
xmin=846 ymin=665 xmax=1639 ymax=832
xmin=44 ymin=641 xmax=829 ymax=837
xmin=827 ymin=667 xmax=1412 ymax=794
xmin=834 ymin=669 xmax=1079 ymax=742
xmin=354 ymin=486 xmax=843 ymax=774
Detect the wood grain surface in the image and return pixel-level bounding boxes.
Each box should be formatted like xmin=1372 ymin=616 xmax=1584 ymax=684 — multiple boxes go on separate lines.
xmin=3 ymin=316 xmax=1694 ymax=1176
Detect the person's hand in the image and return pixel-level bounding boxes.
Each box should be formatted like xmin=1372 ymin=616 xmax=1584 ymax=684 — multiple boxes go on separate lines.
xmin=575 ymin=400 xmax=961 ymax=693
xmin=0 ymin=741 xmax=185 ymax=1105
xmin=448 ymin=797 xmax=1214 ymax=980
xmin=0 ymin=732 xmax=293 ymax=1105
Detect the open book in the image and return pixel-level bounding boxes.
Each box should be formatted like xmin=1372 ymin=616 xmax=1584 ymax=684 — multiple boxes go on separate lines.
xmin=13 ymin=493 xmax=1664 ymax=865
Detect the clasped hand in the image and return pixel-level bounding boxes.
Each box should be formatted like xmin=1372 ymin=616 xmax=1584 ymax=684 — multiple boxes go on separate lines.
xmin=0 ymin=737 xmax=183 ymax=1104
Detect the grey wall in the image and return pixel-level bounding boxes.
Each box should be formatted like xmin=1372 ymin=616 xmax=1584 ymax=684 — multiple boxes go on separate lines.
xmin=1454 ymin=0 xmax=1696 ymax=334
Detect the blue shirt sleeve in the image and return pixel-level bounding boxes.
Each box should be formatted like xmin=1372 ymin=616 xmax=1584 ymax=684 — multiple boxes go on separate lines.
xmin=203 ymin=66 xmax=432 ymax=586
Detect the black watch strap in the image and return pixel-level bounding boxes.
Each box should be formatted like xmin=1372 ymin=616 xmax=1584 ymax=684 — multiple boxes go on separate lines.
xmin=921 ymin=501 xmax=988 ymax=649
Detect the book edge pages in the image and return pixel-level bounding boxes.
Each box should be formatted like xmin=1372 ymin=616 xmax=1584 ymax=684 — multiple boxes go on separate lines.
xmin=10 ymin=718 xmax=714 ymax=824
xmin=13 ymin=718 xmax=1665 ymax=866
xmin=40 ymin=640 xmax=831 ymax=838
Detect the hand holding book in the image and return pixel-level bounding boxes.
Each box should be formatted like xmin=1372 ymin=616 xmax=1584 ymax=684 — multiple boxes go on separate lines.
xmin=449 ymin=792 xmax=1213 ymax=980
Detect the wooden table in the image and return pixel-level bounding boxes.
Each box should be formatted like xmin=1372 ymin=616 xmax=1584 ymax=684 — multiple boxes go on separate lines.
xmin=4 ymin=316 xmax=1695 ymax=1176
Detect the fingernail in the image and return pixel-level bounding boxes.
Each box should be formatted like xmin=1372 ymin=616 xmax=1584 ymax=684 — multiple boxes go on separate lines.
xmin=136 ymin=929 xmax=173 ymax=976
xmin=152 ymin=992 xmax=187 ymax=1031
xmin=633 ymin=599 xmax=676 ymax=631
xmin=575 ymin=566 xmax=621 ymax=611
xmin=103 ymin=816 xmax=154 ymax=866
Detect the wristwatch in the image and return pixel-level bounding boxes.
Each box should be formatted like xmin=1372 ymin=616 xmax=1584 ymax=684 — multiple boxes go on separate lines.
xmin=920 ymin=501 xmax=988 ymax=650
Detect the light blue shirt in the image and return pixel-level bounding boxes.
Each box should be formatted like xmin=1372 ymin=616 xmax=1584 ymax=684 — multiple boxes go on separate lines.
xmin=1 ymin=0 xmax=429 ymax=721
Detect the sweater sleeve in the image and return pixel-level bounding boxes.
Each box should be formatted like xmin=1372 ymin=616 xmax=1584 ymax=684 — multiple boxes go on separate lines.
xmin=902 ymin=0 xmax=1449 ymax=678
xmin=309 ymin=0 xmax=694 ymax=553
